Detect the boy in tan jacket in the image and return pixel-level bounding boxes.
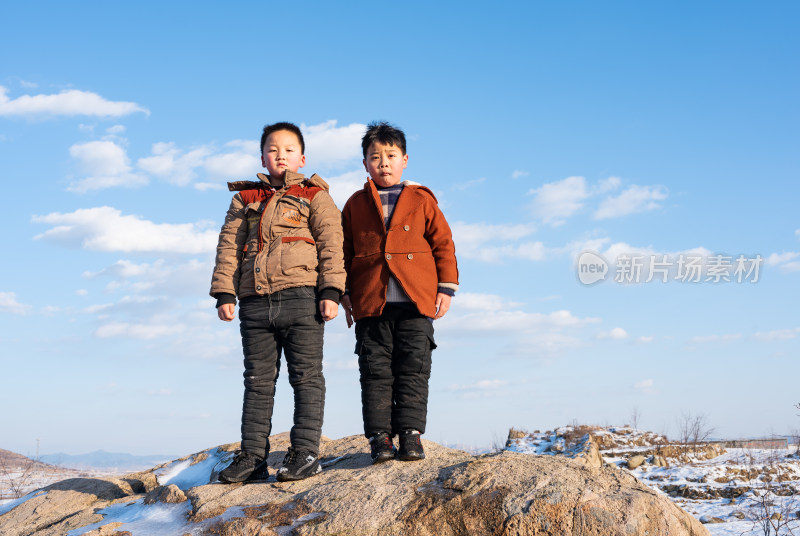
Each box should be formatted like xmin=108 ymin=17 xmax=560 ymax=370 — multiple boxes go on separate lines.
xmin=341 ymin=122 xmax=459 ymax=464
xmin=210 ymin=122 xmax=345 ymax=482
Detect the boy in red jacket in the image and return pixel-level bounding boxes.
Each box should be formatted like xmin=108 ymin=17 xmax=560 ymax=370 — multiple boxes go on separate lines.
xmin=341 ymin=122 xmax=459 ymax=463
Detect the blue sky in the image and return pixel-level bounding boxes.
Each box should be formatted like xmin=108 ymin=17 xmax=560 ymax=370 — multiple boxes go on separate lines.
xmin=1 ymin=2 xmax=798 ymax=456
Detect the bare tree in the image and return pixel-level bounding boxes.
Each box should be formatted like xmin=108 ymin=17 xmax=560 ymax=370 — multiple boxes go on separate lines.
xmin=676 ymin=410 xmax=692 ymax=451
xmin=0 ymin=455 xmax=39 ymax=499
xmin=674 ymin=410 xmax=715 ymax=455
xmin=629 ymin=406 xmax=641 ymax=430
xmin=744 ymin=444 xmax=799 ymax=536
xmin=688 ymin=412 xmax=715 ymax=446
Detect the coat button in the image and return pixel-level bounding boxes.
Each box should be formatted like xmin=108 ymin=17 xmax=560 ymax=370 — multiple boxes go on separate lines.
xmin=255 ymin=267 xmax=260 ymax=272
xmin=403 ymin=225 xmax=410 ymax=231
xmin=407 ymin=254 xmax=413 ymax=260
xmin=386 ymin=254 xmax=392 ymax=260
xmin=257 ymin=285 xmax=262 ymax=290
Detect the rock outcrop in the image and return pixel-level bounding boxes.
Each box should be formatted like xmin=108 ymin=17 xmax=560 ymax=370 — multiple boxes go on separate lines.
xmin=0 ymin=433 xmax=709 ymax=535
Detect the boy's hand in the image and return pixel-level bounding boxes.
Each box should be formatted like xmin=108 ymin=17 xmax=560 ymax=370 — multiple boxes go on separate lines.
xmin=340 ymin=294 xmax=354 ymax=328
xmin=217 ymin=303 xmax=236 ymax=322
xmin=434 ymin=293 xmax=451 ymax=320
xmin=319 ymin=299 xmax=338 ymax=322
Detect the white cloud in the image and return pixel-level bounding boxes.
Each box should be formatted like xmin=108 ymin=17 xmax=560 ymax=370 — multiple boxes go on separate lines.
xmin=84 ymin=295 xmax=168 ymax=316
xmin=33 ymin=207 xmax=218 ymax=254
xmin=594 ymin=184 xmax=668 ymax=220
xmin=529 ymin=176 xmax=587 ymax=226
xmin=452 ymin=177 xmax=486 ymax=191
xmin=446 ymin=379 xmax=510 ymax=399
xmin=447 ymin=379 xmax=509 ymax=392
xmin=753 ymin=328 xmax=800 ymax=341
xmin=690 ymin=333 xmax=742 ymax=343
xmin=137 ymin=139 xmax=257 ymax=189
xmin=594 ymin=176 xmax=622 ymax=194
xmin=454 ymin=293 xmax=524 ymax=312
xmin=86 ymin=258 xmax=212 ymax=297
xmin=0 ymin=292 xmax=32 ymax=315
xmin=138 ymin=142 xmax=215 ymax=186
xmin=765 ymin=251 xmax=800 ymax=267
xmin=326 ymin=169 xmax=367 ymax=208
xmin=511 ymin=170 xmax=529 ymax=179
xmin=95 ymin=322 xmax=185 ymax=340
xmin=637 ymin=336 xmax=654 ymax=344
xmin=796 ymin=229 xmax=800 ymax=238
xmin=598 ymin=328 xmax=629 ymax=340
xmin=780 ymin=262 xmax=800 ymax=272
xmin=439 ymin=308 xmax=599 ymax=334
xmin=68 ymin=140 xmax=148 ymax=192
xmin=0 ymin=86 xmax=149 ymax=117
xmin=634 ymin=379 xmax=656 ymax=394
xmin=302 ymin=120 xmax=366 ymax=170
xmin=106 ymin=124 xmax=126 ymax=135
xmin=450 ymin=222 xmax=546 ymax=262
xmin=84 ymin=259 xmax=153 ymax=279
xmin=203 ymin=140 xmax=260 ymax=180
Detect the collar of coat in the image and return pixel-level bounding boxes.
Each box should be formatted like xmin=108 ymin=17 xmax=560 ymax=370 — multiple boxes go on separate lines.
xmin=363 ymin=178 xmax=437 ymax=202
xmin=228 ymin=170 xmax=330 ymax=192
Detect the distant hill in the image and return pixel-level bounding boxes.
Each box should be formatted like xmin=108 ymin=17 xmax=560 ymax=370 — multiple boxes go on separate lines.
xmin=0 ymin=448 xmax=57 ymax=471
xmin=39 ymin=450 xmax=173 ymax=471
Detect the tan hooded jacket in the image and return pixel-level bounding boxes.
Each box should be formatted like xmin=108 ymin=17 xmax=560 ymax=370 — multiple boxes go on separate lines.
xmin=210 ymin=170 xmax=345 ymax=302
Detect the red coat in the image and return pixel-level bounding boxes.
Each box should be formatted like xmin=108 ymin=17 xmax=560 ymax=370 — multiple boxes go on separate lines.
xmin=342 ymin=179 xmax=459 ymax=319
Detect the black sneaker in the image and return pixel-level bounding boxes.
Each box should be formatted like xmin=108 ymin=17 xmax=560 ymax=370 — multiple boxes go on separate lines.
xmin=246 ymin=461 xmax=270 ymax=482
xmin=398 ymin=430 xmax=425 ymax=461
xmin=219 ymin=451 xmax=268 ymax=483
xmin=276 ymin=447 xmax=321 ymax=482
xmin=369 ymin=433 xmax=397 ymax=464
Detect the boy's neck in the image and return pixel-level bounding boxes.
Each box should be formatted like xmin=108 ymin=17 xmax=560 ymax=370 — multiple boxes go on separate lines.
xmin=374 ymin=181 xmax=404 ymax=190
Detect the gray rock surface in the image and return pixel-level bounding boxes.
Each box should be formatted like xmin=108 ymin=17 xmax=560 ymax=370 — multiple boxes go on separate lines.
xmin=0 ymin=433 xmax=710 ymax=535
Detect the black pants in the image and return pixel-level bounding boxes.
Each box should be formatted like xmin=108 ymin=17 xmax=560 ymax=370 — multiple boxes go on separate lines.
xmin=238 ymin=287 xmax=325 ymax=456
xmin=355 ymin=305 xmax=436 ymax=438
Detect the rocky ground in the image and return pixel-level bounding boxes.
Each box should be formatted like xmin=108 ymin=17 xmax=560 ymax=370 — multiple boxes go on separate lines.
xmin=0 ymin=432 xmax=708 ymax=536
xmin=506 ymin=425 xmax=800 ymax=536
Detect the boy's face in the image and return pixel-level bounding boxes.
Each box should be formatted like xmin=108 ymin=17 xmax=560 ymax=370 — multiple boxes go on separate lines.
xmin=261 ymin=129 xmax=305 ymax=180
xmin=363 ymin=141 xmax=408 ymax=188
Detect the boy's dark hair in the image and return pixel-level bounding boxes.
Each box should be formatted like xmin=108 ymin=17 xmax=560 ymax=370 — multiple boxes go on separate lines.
xmin=361 ymin=121 xmax=406 ymax=158
xmin=261 ymin=122 xmax=305 ymax=154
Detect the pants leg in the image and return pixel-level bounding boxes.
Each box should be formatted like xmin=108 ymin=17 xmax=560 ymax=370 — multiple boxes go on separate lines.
xmin=238 ymin=296 xmax=281 ymax=457
xmin=391 ymin=314 xmax=435 ymax=435
xmin=277 ymin=287 xmax=326 ymax=454
xmin=356 ymin=317 xmax=395 ymax=438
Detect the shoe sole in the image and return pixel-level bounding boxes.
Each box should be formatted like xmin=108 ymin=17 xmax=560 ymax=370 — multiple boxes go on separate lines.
xmin=371 ymin=451 xmax=396 ymax=464
xmin=397 ymin=453 xmax=426 ymax=461
xmin=276 ymin=464 xmax=322 ymax=482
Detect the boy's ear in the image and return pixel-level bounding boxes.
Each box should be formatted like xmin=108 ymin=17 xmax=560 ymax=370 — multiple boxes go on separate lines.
xmin=261 ymin=155 xmax=267 ymax=168
xmin=298 ymin=154 xmax=306 ymax=169
xmin=402 ymin=153 xmax=408 ymax=169
xmin=363 ymin=158 xmax=368 ymax=172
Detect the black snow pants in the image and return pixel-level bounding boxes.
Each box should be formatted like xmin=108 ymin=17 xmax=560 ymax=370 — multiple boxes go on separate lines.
xmin=238 ymin=287 xmax=325 ymax=456
xmin=355 ymin=305 xmax=436 ymax=438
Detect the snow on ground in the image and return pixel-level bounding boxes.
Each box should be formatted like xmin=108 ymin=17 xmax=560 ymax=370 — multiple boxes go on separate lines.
xmin=66 ymin=498 xmax=194 ymax=536
xmin=154 ymin=446 xmax=233 ymax=490
xmin=0 ymin=465 xmax=114 ymax=506
xmin=508 ymin=425 xmax=800 ymax=536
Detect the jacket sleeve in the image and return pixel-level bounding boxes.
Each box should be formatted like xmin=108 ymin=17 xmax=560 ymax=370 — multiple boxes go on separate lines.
xmin=423 ymin=194 xmax=459 ymax=290
xmin=309 ymin=190 xmax=346 ymax=295
xmin=209 ymin=193 xmax=248 ymax=299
